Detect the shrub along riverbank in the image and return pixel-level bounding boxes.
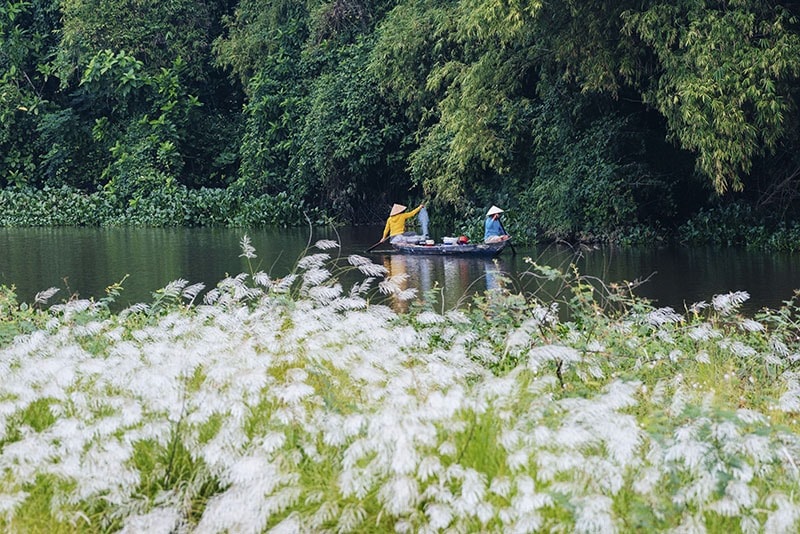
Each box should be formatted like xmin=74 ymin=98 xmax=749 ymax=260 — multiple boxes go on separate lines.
xmin=4 ymin=185 xmax=800 ymax=251
xmin=1 ymin=238 xmax=800 ymax=532
xmin=0 ymin=186 xmax=322 ymax=228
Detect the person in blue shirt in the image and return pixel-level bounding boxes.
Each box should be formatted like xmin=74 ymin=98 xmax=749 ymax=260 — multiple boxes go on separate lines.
xmin=484 ymin=205 xmax=510 ymax=243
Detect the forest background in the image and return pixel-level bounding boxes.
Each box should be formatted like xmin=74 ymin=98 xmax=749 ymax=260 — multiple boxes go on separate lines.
xmin=2 ymin=0 xmax=800 ymax=249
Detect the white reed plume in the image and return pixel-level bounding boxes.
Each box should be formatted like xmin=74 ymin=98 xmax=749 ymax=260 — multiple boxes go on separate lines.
xmin=50 ymin=298 xmax=94 ymax=319
xmin=378 ymin=273 xmax=408 ymax=295
xmin=764 ymin=493 xmax=800 ymax=533
xmin=34 ymin=287 xmax=59 ymax=305
xmin=695 ymin=351 xmax=711 ymax=363
xmin=778 ymin=374 xmax=800 ymax=413
xmin=573 ymin=495 xmax=616 ymax=534
xmin=416 ymin=311 xmax=445 ymax=325
xmin=181 ymin=282 xmax=205 ymax=302
xmin=712 ymin=291 xmax=750 ymax=314
xmin=526 ymin=345 xmax=581 ymax=373
xmin=506 ymin=319 xmax=541 ymax=351
xmin=395 ymin=287 xmax=418 ymax=301
xmin=301 ymin=267 xmax=331 ymax=288
xmin=378 ymin=475 xmax=420 ymax=515
xmin=272 ymin=273 xmax=297 ymax=293
xmin=0 ymin=491 xmax=28 ymax=516
xmin=425 ymin=502 xmax=454 ymax=530
xmin=646 ymin=307 xmax=682 ymax=327
xmin=348 ymin=254 xmax=389 ymax=277
xmin=202 ymin=288 xmax=221 ymax=304
xmin=452 ymin=467 xmax=489 ymax=515
xmin=688 ymin=301 xmax=709 ymax=314
xmin=349 ymin=277 xmax=375 ymax=295
xmin=314 ymin=239 xmax=339 ymax=250
xmin=665 ymin=418 xmax=713 ymax=473
xmin=9 ymin=240 xmax=800 ymax=533
xmin=337 ymin=503 xmax=367 ymax=532
xmin=331 ymin=295 xmax=368 ymax=311
xmin=740 ymin=318 xmax=764 ymax=332
xmin=555 ymin=381 xmax=643 ymax=466
xmin=687 ymin=324 xmax=722 ymax=341
xmin=158 ymin=279 xmax=189 ymax=300
xmin=501 ymin=474 xmax=549 ymax=532
xmin=297 ymin=253 xmax=330 ymax=270
xmin=307 ymin=499 xmax=338 ymax=530
xmin=251 ymin=271 xmax=272 ymax=288
xmin=307 ymin=284 xmax=344 ymax=305
xmin=673 ymin=512 xmax=706 ymax=533
xmin=718 ymin=339 xmax=757 ymax=359
xmin=239 ymin=234 xmax=256 ymax=259
xmin=119 ymin=506 xmax=181 ymax=534
xmin=211 ymin=274 xmax=262 ymax=303
xmin=118 ymin=302 xmax=150 ymax=318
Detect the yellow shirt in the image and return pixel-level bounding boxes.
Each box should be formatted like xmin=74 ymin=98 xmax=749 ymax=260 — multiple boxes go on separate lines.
xmin=382 ymin=205 xmax=423 ymax=239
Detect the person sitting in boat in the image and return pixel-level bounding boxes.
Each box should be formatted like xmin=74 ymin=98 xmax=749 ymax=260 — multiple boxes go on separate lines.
xmin=484 ymin=205 xmax=511 ymax=243
xmin=382 ymin=203 xmax=424 ymax=243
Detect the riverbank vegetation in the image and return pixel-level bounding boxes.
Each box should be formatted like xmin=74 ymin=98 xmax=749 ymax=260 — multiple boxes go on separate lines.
xmin=3 ymin=0 xmax=800 ymax=248
xmin=1 ymin=239 xmax=800 ymax=531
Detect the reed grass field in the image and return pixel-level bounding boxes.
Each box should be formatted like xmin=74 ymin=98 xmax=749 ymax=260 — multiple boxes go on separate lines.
xmin=1 ymin=237 xmax=799 ymax=533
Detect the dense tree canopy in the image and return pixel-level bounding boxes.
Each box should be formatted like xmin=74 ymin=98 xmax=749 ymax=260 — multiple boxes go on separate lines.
xmin=2 ymin=0 xmax=800 ymax=241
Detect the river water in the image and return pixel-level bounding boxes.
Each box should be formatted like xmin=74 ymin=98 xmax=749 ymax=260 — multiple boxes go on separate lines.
xmin=0 ymin=226 xmax=798 ymax=315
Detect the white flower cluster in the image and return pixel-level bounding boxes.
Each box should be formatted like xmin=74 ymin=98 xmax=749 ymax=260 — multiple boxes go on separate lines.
xmin=1 ymin=244 xmax=799 ymax=532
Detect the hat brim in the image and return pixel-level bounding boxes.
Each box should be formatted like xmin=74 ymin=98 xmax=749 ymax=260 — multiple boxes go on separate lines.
xmin=486 ymin=206 xmax=504 ymax=216
xmin=390 ymin=204 xmax=407 ymax=216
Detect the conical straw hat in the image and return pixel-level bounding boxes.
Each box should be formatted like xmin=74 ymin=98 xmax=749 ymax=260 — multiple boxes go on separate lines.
xmin=486 ymin=205 xmax=504 ymax=216
xmin=390 ymin=203 xmax=407 ymax=216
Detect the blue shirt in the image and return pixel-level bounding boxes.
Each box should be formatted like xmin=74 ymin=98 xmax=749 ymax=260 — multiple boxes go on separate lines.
xmin=484 ymin=216 xmax=503 ymax=240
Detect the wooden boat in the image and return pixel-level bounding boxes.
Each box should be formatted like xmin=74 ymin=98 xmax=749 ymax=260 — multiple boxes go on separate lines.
xmin=390 ymin=239 xmax=509 ymax=256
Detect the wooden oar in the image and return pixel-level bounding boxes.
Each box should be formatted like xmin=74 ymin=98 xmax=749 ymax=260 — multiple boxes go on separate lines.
xmin=499 ymin=221 xmax=516 ymax=255
xmin=366 ymin=236 xmax=390 ymax=252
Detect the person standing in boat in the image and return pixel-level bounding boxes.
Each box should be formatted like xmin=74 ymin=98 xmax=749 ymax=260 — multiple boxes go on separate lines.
xmin=382 ymin=203 xmax=425 ymax=243
xmin=484 ymin=205 xmax=511 ymax=243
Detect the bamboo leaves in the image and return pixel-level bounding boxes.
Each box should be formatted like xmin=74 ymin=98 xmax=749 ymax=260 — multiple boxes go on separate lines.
xmin=623 ymin=1 xmax=800 ymax=193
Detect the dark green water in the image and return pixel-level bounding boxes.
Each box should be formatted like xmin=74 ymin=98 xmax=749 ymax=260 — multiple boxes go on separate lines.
xmin=0 ymin=227 xmax=798 ymax=314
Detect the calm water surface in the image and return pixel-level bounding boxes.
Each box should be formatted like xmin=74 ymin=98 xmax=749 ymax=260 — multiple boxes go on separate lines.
xmin=0 ymin=227 xmax=798 ymax=315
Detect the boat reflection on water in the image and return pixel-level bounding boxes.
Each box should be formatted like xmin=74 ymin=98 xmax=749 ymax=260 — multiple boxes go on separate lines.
xmin=380 ymin=253 xmax=512 ymax=312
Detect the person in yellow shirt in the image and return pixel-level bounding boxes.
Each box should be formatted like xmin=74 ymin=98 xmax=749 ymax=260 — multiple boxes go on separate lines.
xmin=382 ymin=203 xmax=424 ymax=243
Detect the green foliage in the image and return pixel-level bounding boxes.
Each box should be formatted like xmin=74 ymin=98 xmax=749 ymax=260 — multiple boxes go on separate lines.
xmin=216 ymin=0 xmax=413 ymax=222
xmin=72 ymin=51 xmax=207 ymax=205
xmin=622 ymin=1 xmax=800 ymax=193
xmin=0 ymin=0 xmax=61 ymax=187
xmin=369 ymin=0 xmax=800 ymax=240
xmin=0 ymin=186 xmax=113 ymax=225
xmin=521 ymin=100 xmax=643 ymax=239
xmin=372 ymin=0 xmax=675 ymax=241
xmin=377 ymin=0 xmax=540 ymax=208
xmin=212 ymin=0 xmax=308 ymax=86
xmin=216 ymin=0 xmax=311 ymax=197
xmin=0 ymin=284 xmax=51 ymax=346
xmin=57 ymin=0 xmax=218 ymax=82
xmin=678 ymin=201 xmax=800 ymax=251
xmin=224 ymin=190 xmax=319 ymax=227
xmin=294 ymin=36 xmax=410 ymax=220
xmin=1 ymin=0 xmax=240 ymax=199
xmin=369 ymin=0 xmax=458 ymax=120
xmin=132 ymin=438 xmax=224 ymax=524
xmin=4 ymin=0 xmax=800 ymax=240
xmin=0 ymin=185 xmax=321 ymax=227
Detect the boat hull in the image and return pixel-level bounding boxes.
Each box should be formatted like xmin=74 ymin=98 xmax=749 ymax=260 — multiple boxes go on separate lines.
xmin=390 ymin=240 xmax=508 ymax=256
